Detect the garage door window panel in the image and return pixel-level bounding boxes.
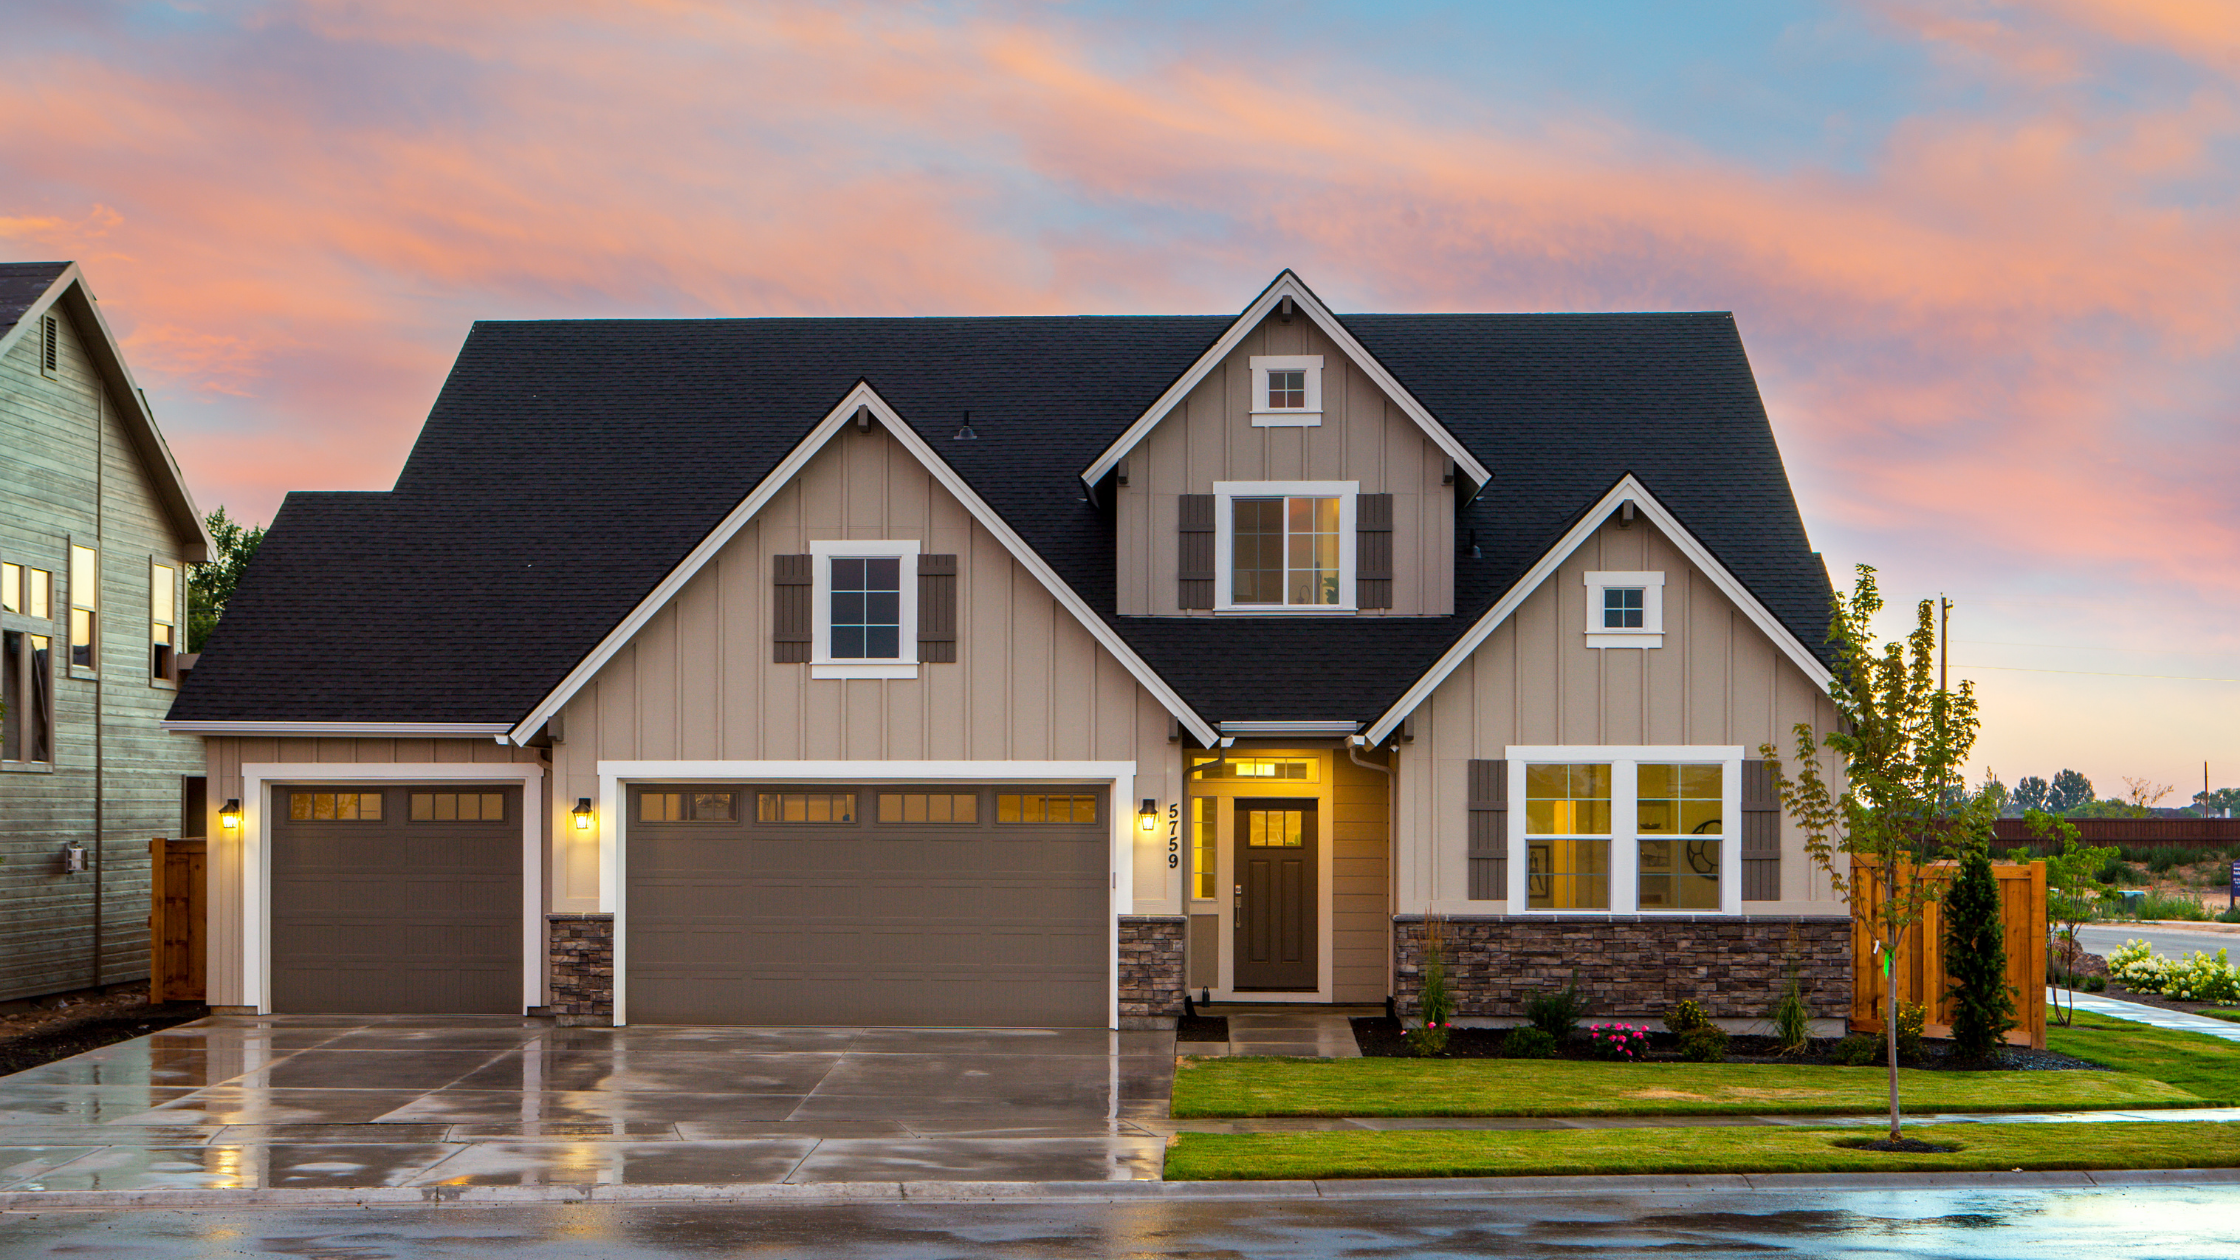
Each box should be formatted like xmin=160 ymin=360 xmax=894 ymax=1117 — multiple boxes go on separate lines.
xmin=757 ymin=792 xmax=858 ymax=823
xmin=290 ymin=791 xmax=383 ymax=821
xmin=409 ymin=792 xmax=503 ymax=822
xmin=639 ymin=790 xmax=737 ymax=822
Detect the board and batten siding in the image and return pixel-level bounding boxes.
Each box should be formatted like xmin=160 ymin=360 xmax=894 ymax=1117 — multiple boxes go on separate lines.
xmin=1330 ymin=745 xmax=1393 ymax=1003
xmin=547 ymin=420 xmax=1188 ymax=917
xmin=1393 ymin=515 xmax=1844 ymax=915
xmin=1 ymin=301 xmax=205 ymax=1002
xmin=1113 ymin=312 xmax=1454 ymax=616
xmin=197 ymin=735 xmax=545 ymax=1009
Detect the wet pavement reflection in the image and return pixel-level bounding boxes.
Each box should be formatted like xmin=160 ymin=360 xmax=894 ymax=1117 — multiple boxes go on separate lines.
xmin=2 ymin=1185 xmax=2237 ymax=1257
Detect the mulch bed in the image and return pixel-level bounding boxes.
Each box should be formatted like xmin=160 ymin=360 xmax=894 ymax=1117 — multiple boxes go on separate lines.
xmin=1349 ymin=1017 xmax=2106 ymax=1072
xmin=1176 ymin=1015 xmax=1230 ymax=1043
xmin=1842 ymin=1136 xmax=1961 ymax=1153
xmin=0 ymin=984 xmax=207 ymax=1078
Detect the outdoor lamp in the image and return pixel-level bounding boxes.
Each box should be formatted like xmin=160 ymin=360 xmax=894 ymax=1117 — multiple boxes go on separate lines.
xmin=573 ymin=798 xmax=595 ymax=831
xmin=219 ymin=799 xmax=242 ymax=830
xmin=1139 ymin=798 xmax=1158 ymax=832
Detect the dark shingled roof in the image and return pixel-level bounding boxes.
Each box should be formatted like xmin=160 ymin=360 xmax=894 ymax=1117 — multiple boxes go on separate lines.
xmin=0 ymin=262 xmax=69 ymax=336
xmin=172 ymin=311 xmax=1831 ymax=727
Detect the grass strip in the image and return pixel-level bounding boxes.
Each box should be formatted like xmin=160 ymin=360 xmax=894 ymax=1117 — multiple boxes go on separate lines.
xmin=2046 ymin=1009 xmax=2240 ymax=1101
xmin=2197 ymin=1009 xmax=2240 ymax=1025
xmin=1163 ymin=1120 xmax=2240 ymax=1181
xmin=1169 ymin=1056 xmax=2200 ymax=1119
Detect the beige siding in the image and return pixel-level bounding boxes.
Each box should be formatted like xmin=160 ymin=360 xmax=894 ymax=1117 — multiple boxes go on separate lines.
xmin=548 ymin=420 xmax=1188 ymax=915
xmin=1114 ymin=312 xmax=1453 ymax=616
xmin=0 ymin=301 xmax=205 ymax=1001
xmin=1394 ymin=515 xmax=1844 ymax=913
xmin=1331 ymin=746 xmax=1392 ymax=1002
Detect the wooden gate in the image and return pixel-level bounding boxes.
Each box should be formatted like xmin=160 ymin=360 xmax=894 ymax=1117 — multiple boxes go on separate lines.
xmin=148 ymin=837 xmax=205 ymax=1003
xmin=1851 ymin=857 xmax=2046 ymax=1050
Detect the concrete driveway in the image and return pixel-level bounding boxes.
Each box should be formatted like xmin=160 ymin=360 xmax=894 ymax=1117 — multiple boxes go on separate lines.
xmin=0 ymin=1016 xmax=1173 ymax=1192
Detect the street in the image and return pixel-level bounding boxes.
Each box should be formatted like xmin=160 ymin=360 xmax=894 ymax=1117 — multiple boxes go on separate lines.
xmin=5 ymin=1183 xmax=2240 ymax=1259
xmin=2075 ymin=923 xmax=2240 ymax=961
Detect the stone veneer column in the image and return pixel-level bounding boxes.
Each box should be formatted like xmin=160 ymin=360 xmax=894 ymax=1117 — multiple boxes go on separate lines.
xmin=1118 ymin=915 xmax=1186 ymax=1029
xmin=546 ymin=913 xmax=614 ymax=1026
xmin=1392 ymin=915 xmax=1853 ymax=1023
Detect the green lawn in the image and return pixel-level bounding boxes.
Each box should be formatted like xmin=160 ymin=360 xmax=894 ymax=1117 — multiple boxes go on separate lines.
xmin=2045 ymin=1010 xmax=2240 ymax=1100
xmin=1170 ymin=1056 xmax=2202 ymax=1118
xmin=2198 ymin=1009 xmax=2240 ymax=1025
xmin=1163 ymin=1120 xmax=2240 ymax=1181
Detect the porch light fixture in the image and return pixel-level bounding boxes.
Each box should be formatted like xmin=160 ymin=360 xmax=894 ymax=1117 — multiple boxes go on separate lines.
xmin=572 ymin=798 xmax=595 ymax=831
xmin=1139 ymin=798 xmax=1158 ymax=832
xmin=219 ymin=799 xmax=242 ymax=830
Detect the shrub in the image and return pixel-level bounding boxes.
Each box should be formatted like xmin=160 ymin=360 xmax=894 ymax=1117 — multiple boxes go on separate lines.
xmin=2107 ymin=939 xmax=2240 ymax=1003
xmin=1770 ymin=971 xmax=1812 ymax=1055
xmin=2135 ymin=892 xmax=2210 ymax=922
xmin=1663 ymin=999 xmax=1711 ymax=1036
xmin=1829 ymin=1034 xmax=1879 ymax=1066
xmin=1884 ymin=1001 xmax=1927 ymax=1065
xmin=1526 ymin=974 xmax=1590 ymax=1042
xmin=1500 ymin=1026 xmax=1558 ymax=1059
xmin=1407 ymin=915 xmax=1455 ymax=1056
xmin=1679 ymin=1026 xmax=1730 ymax=1063
xmin=2085 ymin=974 xmax=2106 ymax=992
xmin=2101 ymin=858 xmax=2142 ymax=885
xmin=1586 ymin=1022 xmax=1650 ymax=1061
xmin=1943 ymin=846 xmax=2016 ymax=1061
xmin=2218 ymin=906 xmax=2240 ymax=925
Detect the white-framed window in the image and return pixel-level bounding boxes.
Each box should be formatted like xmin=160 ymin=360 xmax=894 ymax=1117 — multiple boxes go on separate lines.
xmin=1213 ymin=481 xmax=1356 ymax=612
xmin=151 ymin=560 xmax=178 ymax=685
xmin=1248 ymin=355 xmax=1323 ymax=426
xmin=1507 ymin=747 xmax=1741 ymax=916
xmin=809 ymin=539 xmax=919 ymax=679
xmin=1585 ymin=570 xmax=1664 ymax=648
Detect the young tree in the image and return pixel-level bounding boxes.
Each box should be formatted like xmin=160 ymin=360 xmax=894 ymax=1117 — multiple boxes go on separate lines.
xmin=1942 ymin=844 xmax=2015 ymax=1060
xmin=2011 ymin=775 xmax=2049 ymax=816
xmin=188 ymin=507 xmax=265 ymax=651
xmin=2046 ymin=769 xmax=2095 ymax=815
xmin=2025 ymin=810 xmax=2119 ymax=1027
xmin=1761 ymin=564 xmax=1993 ymax=1143
xmin=2194 ymin=787 xmax=2240 ymax=818
xmin=2120 ymin=777 xmax=2174 ymax=816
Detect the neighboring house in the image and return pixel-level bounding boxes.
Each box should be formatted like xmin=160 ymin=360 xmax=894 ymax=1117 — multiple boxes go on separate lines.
xmin=0 ymin=261 xmax=214 ymax=1003
xmin=169 ymin=272 xmax=1850 ymax=1029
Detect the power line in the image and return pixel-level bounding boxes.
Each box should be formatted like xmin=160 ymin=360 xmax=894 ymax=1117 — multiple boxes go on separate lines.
xmin=1956 ymin=664 xmax=2240 ymax=684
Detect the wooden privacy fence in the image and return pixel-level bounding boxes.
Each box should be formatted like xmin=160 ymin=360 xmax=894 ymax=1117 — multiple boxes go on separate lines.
xmin=1851 ymin=857 xmax=2047 ymax=1050
xmin=148 ymin=837 xmax=205 ymax=1003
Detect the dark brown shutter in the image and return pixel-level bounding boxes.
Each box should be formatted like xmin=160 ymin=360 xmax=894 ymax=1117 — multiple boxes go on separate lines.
xmin=1467 ymin=759 xmax=1507 ymax=901
xmin=772 ymin=554 xmax=813 ymax=663
xmin=918 ymin=553 xmax=957 ymax=663
xmin=1178 ymin=494 xmax=1215 ymax=609
xmin=1356 ymin=493 xmax=1394 ymax=609
xmin=1742 ymin=759 xmax=1781 ymax=900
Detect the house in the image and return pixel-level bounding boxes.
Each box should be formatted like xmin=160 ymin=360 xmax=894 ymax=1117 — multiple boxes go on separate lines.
xmin=0 ymin=261 xmax=214 ymax=1003
xmin=167 ymin=272 xmax=1852 ymax=1029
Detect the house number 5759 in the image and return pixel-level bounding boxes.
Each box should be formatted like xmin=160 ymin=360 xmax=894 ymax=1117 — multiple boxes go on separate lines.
xmin=1166 ymin=802 xmax=1181 ymax=868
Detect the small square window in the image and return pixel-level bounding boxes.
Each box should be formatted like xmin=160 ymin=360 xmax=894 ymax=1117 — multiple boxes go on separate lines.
xmin=1248 ymin=356 xmax=1323 ymax=426
xmin=831 ymin=557 xmax=902 ymax=660
xmin=1603 ymin=587 xmax=1644 ymax=629
xmin=1267 ymin=370 xmax=1306 ymax=409
xmin=1585 ymin=572 xmax=1664 ymax=647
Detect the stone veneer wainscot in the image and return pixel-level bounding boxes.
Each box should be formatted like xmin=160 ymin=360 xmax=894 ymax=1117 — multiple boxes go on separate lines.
xmin=1118 ymin=915 xmax=1186 ymax=1028
xmin=547 ymin=913 xmax=614 ymax=1025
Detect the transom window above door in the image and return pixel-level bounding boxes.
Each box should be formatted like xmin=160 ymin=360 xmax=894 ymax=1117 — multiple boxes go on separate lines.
xmin=1214 ymin=482 xmax=1357 ymax=612
xmin=809 ymin=540 xmax=919 ymax=679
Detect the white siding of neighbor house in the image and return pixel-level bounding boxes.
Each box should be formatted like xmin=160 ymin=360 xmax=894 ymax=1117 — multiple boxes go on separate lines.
xmin=1113 ymin=311 xmax=1454 ymax=616
xmin=1393 ymin=514 xmax=1846 ymax=914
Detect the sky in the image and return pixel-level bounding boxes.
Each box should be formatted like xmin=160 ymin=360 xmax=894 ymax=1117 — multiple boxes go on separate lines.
xmin=3 ymin=1 xmax=2235 ymax=800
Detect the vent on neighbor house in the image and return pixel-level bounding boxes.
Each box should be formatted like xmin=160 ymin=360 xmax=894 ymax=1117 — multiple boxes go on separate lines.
xmin=40 ymin=314 xmax=59 ymax=377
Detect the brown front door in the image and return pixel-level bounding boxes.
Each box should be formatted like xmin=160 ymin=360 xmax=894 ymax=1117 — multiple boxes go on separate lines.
xmin=1233 ymin=798 xmax=1317 ymax=990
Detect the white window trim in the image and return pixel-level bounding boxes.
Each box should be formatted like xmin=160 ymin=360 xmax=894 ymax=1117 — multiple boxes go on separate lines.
xmin=1506 ymin=746 xmax=1743 ymax=917
xmin=810 ymin=539 xmax=920 ymax=679
xmin=1248 ymin=354 xmax=1324 ymax=426
xmin=1585 ymin=570 xmax=1665 ymax=648
xmin=1213 ymin=480 xmax=1357 ymax=613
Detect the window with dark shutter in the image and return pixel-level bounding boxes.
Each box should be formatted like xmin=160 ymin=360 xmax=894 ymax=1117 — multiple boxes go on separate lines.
xmin=1356 ymin=493 xmax=1393 ymax=609
xmin=1741 ymin=759 xmax=1782 ymax=900
xmin=917 ymin=553 xmax=957 ymax=663
xmin=1467 ymin=758 xmax=1507 ymax=900
xmin=772 ymin=554 xmax=812 ymax=663
xmin=1178 ymin=494 xmax=1215 ymax=609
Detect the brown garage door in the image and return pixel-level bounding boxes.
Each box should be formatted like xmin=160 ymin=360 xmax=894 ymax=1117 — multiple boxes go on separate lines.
xmin=627 ymin=785 xmax=1108 ymax=1026
xmin=269 ymin=785 xmax=521 ymax=1014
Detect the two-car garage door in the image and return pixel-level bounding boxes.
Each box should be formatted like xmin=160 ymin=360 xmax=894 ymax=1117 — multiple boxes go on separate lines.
xmin=626 ymin=784 xmax=1109 ymax=1027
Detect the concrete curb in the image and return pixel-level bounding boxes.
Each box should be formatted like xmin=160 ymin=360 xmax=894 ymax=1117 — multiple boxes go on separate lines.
xmin=4 ymin=1167 xmax=2237 ymax=1211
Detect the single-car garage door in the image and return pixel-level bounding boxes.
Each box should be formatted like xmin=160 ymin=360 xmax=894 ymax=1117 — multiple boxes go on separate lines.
xmin=627 ymin=785 xmax=1108 ymax=1026
xmin=269 ymin=785 xmax=522 ymax=1014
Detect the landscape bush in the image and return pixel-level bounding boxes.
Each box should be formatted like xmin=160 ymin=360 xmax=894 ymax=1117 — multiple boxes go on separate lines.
xmin=1408 ymin=915 xmax=1455 ymax=1056
xmin=2132 ymin=892 xmax=2209 ymax=922
xmin=2106 ymin=940 xmax=2240 ymax=1003
xmin=1586 ymin=1023 xmax=1649 ymax=1061
xmin=1829 ymin=1034 xmax=1879 ymax=1066
xmin=1663 ymin=999 xmax=1711 ymax=1036
xmin=1678 ymin=1026 xmax=1730 ymax=1063
xmin=2219 ymin=906 xmax=2240 ymax=925
xmin=1891 ymin=1001 xmax=1926 ymax=1064
xmin=1526 ymin=974 xmax=1590 ymax=1042
xmin=1499 ymin=1026 xmax=1558 ymax=1059
xmin=1943 ymin=845 xmax=2016 ymax=1061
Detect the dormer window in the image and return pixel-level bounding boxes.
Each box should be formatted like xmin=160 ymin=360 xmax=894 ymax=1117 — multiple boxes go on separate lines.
xmin=1249 ymin=355 xmax=1322 ymax=426
xmin=1585 ymin=571 xmax=1664 ymax=648
xmin=1214 ymin=481 xmax=1356 ymax=611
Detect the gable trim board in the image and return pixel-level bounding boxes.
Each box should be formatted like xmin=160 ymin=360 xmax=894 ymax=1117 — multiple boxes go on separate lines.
xmin=1079 ymin=270 xmax=1492 ymax=493
xmin=503 ymin=382 xmax=1221 ymax=748
xmin=0 ymin=263 xmax=215 ymax=562
xmin=594 ymin=759 xmax=1136 ymax=1028
xmin=234 ymin=761 xmax=546 ymax=1014
xmin=1361 ymin=474 xmax=1836 ymax=746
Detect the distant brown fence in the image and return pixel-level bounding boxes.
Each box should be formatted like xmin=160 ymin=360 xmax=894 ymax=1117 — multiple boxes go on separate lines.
xmin=1991 ymin=817 xmax=2240 ymax=849
xmin=1851 ymin=858 xmax=2047 ymax=1050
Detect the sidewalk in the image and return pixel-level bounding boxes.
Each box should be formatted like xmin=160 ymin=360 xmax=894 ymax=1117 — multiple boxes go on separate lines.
xmin=2058 ymin=989 xmax=2240 ymax=1043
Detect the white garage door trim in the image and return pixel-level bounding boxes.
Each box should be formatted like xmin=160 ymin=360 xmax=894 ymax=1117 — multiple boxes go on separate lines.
xmin=237 ymin=762 xmax=546 ymax=1014
xmin=597 ymin=760 xmax=1137 ymax=1029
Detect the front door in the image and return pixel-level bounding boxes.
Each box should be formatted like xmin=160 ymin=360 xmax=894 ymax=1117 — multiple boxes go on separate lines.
xmin=1233 ymin=797 xmax=1317 ymax=990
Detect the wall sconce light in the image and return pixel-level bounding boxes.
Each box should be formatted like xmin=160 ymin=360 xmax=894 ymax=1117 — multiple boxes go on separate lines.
xmin=219 ymin=799 xmax=242 ymax=830
xmin=1139 ymin=798 xmax=1158 ymax=832
xmin=62 ymin=841 xmax=87 ymax=873
xmin=572 ymin=798 xmax=595 ymax=831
